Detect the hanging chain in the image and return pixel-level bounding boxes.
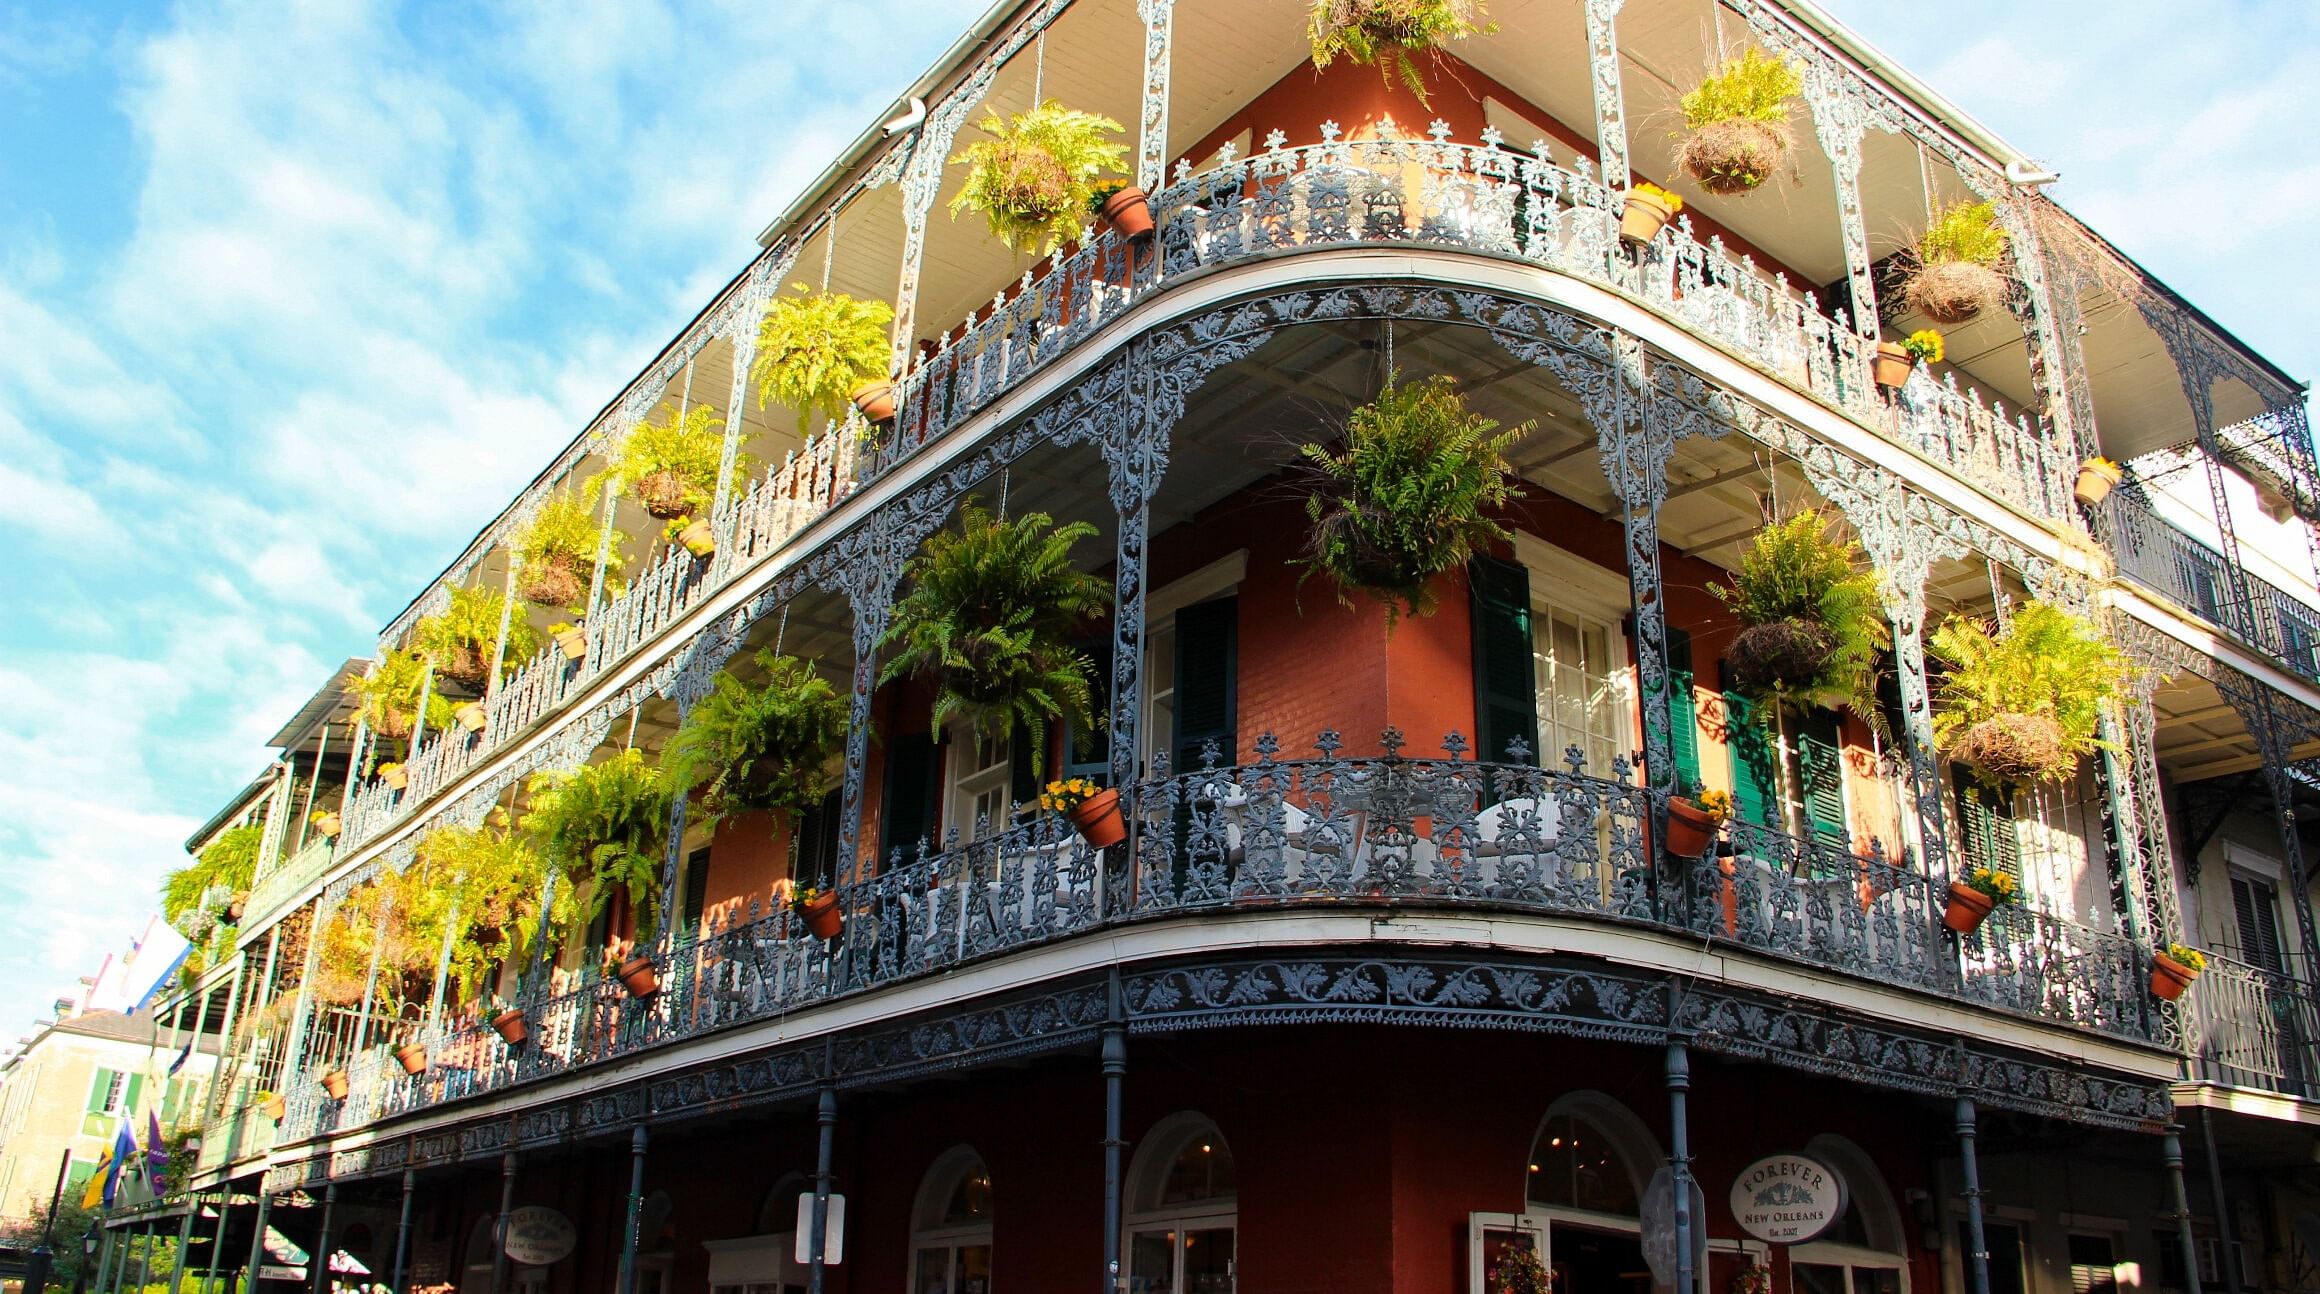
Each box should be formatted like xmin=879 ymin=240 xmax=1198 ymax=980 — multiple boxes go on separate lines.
xmin=821 ymin=215 xmax=838 ymax=293
xmin=775 ymin=605 xmax=790 ymax=658
xmin=1033 ymin=31 xmax=1046 ymax=104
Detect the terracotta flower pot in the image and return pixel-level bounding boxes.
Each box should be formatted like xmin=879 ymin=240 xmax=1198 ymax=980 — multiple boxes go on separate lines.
xmin=1100 ymin=186 xmax=1156 ymax=240
xmin=799 ymin=891 xmax=844 ymax=941
xmin=393 ymin=1043 xmax=428 ymax=1076
xmin=850 ymin=379 xmax=899 ymax=423
xmin=321 ymin=1070 xmax=348 ymax=1101
xmin=313 ymin=813 xmax=342 ymax=839
xmin=2074 ymin=458 xmax=2122 ymax=508
xmin=491 ymin=1008 xmax=529 ymax=1047
xmin=1944 ymin=880 xmax=1996 ymax=934
xmin=380 ymin=764 xmax=408 ymax=791
xmin=2150 ymin=952 xmax=2201 ymax=1002
xmin=553 ymin=626 xmax=588 ymax=661
xmin=260 ymin=1092 xmax=287 ymax=1123
xmin=1664 ymin=798 xmax=1716 ymax=859
xmin=455 ymin=701 xmax=488 ymax=733
xmin=618 ymin=955 xmax=661 ymax=999
xmin=679 ymin=518 xmax=716 ymax=559
xmin=1872 ymin=342 xmax=1919 ymax=389
xmin=227 ymin=892 xmax=247 ymax=921
xmin=1066 ymin=787 xmax=1128 ymax=848
xmin=1619 ymin=190 xmax=1678 ymax=244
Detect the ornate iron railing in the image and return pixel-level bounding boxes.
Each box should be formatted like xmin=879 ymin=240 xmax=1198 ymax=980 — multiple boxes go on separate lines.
xmin=2185 ymin=950 xmax=2320 ymax=1097
xmin=277 ymin=730 xmax=2167 ymax=1145
xmin=2110 ymin=489 xmax=2320 ymax=684
xmin=239 ymin=834 xmax=336 ymax=934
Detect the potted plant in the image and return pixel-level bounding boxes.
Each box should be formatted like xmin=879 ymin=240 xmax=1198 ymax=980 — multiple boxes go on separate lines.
xmin=163 ymin=825 xmax=261 ymax=943
xmin=257 ymin=1090 xmax=286 ymax=1122
xmin=320 ymin=1068 xmax=349 ymax=1100
xmin=1929 ymin=601 xmax=2136 ymax=789
xmin=415 ymin=583 xmax=540 ymax=692
xmin=354 ymin=650 xmax=457 ymax=741
xmin=1873 ymin=329 xmax=1943 ymax=388
xmin=311 ymin=809 xmax=342 ymax=839
xmin=668 ymin=515 xmax=717 ymax=559
xmin=549 ymin=622 xmax=588 ymax=661
xmin=950 ymin=100 xmax=1128 ymax=255
xmin=489 ymin=997 xmax=528 ymax=1046
xmin=514 ymin=489 xmax=624 ymax=611
xmin=1486 ymin=1242 xmax=1552 ymax=1294
xmin=2150 ymin=941 xmax=2206 ymax=1001
xmin=1296 ymin=373 xmax=1529 ymax=623
xmin=227 ymin=891 xmax=247 ymax=921
xmin=1943 ymin=863 xmax=2019 ymax=934
xmin=1665 ymin=786 xmax=1730 ymax=860
xmin=1677 ymin=46 xmax=1802 ymax=196
xmin=789 ymin=883 xmax=844 ymax=941
xmin=1905 ymin=199 xmax=2010 ymax=325
xmin=663 ymin=650 xmax=848 ymax=828
xmin=752 ymin=283 xmax=898 ymax=429
xmin=612 ymin=948 xmax=660 ymax=999
xmin=2074 ymin=457 xmax=2122 ymax=508
xmin=1620 ymin=181 xmax=1684 ymax=244
xmin=1306 ymin=0 xmax=1493 ymax=110
xmin=593 ymin=400 xmax=745 ymax=521
xmin=1088 ymin=178 xmax=1155 ymax=241
xmin=378 ymin=761 xmax=408 ymax=791
xmin=454 ymin=701 xmax=488 ymax=733
xmin=416 ymin=820 xmax=547 ymax=1009
xmin=1041 ymin=776 xmax=1125 ymax=848
xmin=526 ymin=749 xmax=675 ymax=953
xmin=393 ymin=1041 xmax=428 ymax=1075
xmin=879 ymin=501 xmax=1110 ymax=778
xmin=1711 ymin=509 xmax=1889 ymax=717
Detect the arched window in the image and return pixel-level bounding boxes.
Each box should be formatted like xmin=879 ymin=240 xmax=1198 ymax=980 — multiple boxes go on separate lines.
xmin=1790 ymin=1135 xmax=1909 ymax=1294
xmin=459 ymin=1215 xmax=495 ymax=1294
xmin=1519 ymin=1094 xmax=1662 ymax=1294
xmin=1125 ymin=1113 xmax=1237 ymax=1294
xmin=912 ymin=1147 xmax=993 ymax=1294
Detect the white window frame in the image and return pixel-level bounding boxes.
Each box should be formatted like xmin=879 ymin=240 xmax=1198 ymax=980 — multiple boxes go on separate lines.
xmin=944 ymin=727 xmax=1015 ymax=843
xmin=1123 ymin=1114 xmax=1238 ymax=1294
xmin=1513 ymin=534 xmax=1637 ymax=773
xmin=1139 ymin=551 xmax=1247 ymax=776
xmin=911 ymin=1148 xmax=994 ymax=1294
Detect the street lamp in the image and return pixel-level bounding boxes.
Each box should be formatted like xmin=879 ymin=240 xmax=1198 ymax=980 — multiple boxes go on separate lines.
xmin=73 ymin=1231 xmax=96 ymax=1294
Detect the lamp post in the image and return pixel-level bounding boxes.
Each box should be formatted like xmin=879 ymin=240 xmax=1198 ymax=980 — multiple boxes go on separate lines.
xmin=74 ymin=1231 xmax=97 ymax=1294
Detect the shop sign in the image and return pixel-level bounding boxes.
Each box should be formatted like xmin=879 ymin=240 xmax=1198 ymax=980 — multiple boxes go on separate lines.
xmin=502 ymin=1205 xmax=577 ymax=1265
xmin=1729 ymin=1154 xmax=1844 ymax=1244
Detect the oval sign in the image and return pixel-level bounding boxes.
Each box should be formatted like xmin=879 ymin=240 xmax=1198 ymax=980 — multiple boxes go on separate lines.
xmin=1729 ymin=1154 xmax=1845 ymax=1244
xmin=503 ymin=1205 xmax=577 ymax=1265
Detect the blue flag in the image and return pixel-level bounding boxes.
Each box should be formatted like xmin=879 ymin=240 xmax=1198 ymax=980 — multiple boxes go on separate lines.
xmin=147 ymin=1108 xmax=169 ymax=1180
xmin=102 ymin=1121 xmax=135 ymax=1206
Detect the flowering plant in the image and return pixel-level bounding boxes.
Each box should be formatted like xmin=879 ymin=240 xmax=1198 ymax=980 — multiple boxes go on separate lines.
xmin=789 ymin=884 xmax=826 ymax=916
xmin=1489 ymin=1243 xmax=1554 ymax=1294
xmin=1900 ymin=329 xmax=1945 ymax=364
xmin=1732 ymin=1264 xmax=1774 ymax=1294
xmin=2162 ymin=942 xmax=2206 ymax=973
xmin=1040 ymin=777 xmax=1105 ymax=814
xmin=1958 ymin=865 xmax=2019 ymax=907
xmin=1693 ymin=788 xmax=1733 ymax=824
xmin=1633 ymin=181 xmax=1684 ymax=215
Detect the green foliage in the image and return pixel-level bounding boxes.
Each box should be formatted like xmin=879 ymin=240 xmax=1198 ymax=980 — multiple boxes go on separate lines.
xmin=354 ymin=649 xmax=458 ymax=740
xmin=1928 ymin=601 xmax=2135 ymax=785
xmin=4 ymin=1194 xmax=100 ymax=1284
xmin=663 ymin=651 xmax=848 ymax=827
xmin=515 ymin=490 xmax=625 ymax=611
xmin=314 ymin=871 xmax=437 ymax=1012
xmin=590 ymin=401 xmax=751 ymax=520
xmin=1712 ymin=509 xmax=1890 ymax=717
xmin=1680 ymin=46 xmax=1801 ymax=130
xmin=413 ymin=819 xmax=548 ymax=1002
xmin=413 ymin=583 xmax=541 ymax=688
xmin=163 ymin=823 xmax=260 ymax=933
xmin=950 ymin=100 xmax=1128 ymax=255
xmin=880 ymin=502 xmax=1110 ymax=776
xmin=1919 ymin=199 xmax=2008 ymax=267
xmin=752 ymin=284 xmax=896 ymax=426
xmin=1296 ymin=373 xmax=1527 ymax=622
xmin=1307 ymin=0 xmax=1492 ymax=109
xmin=525 ymin=750 xmax=673 ymax=944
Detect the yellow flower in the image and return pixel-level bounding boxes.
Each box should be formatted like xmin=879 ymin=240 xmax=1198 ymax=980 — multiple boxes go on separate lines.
xmin=1634 ymin=181 xmax=1684 ymax=214
xmin=1903 ymin=329 xmax=1945 ymax=364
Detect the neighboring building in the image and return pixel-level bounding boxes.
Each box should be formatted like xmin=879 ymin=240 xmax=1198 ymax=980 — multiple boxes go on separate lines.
xmin=0 ymin=1008 xmax=220 ymax=1226
xmin=98 ymin=2 xmax=2320 ymax=1293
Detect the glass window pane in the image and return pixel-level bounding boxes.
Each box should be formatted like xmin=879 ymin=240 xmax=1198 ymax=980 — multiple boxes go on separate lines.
xmin=1131 ymin=1230 xmax=1178 ymax=1294
xmin=916 ymin=1248 xmax=951 ymax=1294
xmin=1794 ymin=1264 xmax=1847 ymax=1294
xmin=1184 ymin=1226 xmax=1234 ymax=1294
xmin=1525 ymin=1113 xmax=1639 ymax=1214
xmin=959 ymin=1243 xmax=992 ymax=1294
xmin=1158 ymin=1136 xmax=1236 ymax=1205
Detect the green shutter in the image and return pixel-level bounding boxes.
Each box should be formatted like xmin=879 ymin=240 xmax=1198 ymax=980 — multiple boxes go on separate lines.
xmin=1721 ymin=668 xmax=1781 ymax=830
xmin=680 ymin=847 xmax=711 ymax=936
xmin=122 ymin=1073 xmax=144 ymax=1120
xmin=65 ymin=1158 xmax=97 ymax=1195
xmin=1173 ymin=597 xmax=1237 ymax=771
xmin=1010 ymin=737 xmax=1039 ymax=807
xmin=85 ymin=1067 xmax=116 ymax=1115
xmin=1952 ymin=768 xmax=2021 ymax=880
xmin=795 ymin=787 xmax=843 ymax=891
xmin=1795 ymin=710 xmax=1849 ymax=851
xmin=880 ymin=733 xmax=942 ymax=860
xmin=1469 ymin=556 xmax=1539 ymax=763
xmin=1666 ymin=628 xmax=1701 ymax=790
xmin=1064 ymin=635 xmax=1112 ymax=783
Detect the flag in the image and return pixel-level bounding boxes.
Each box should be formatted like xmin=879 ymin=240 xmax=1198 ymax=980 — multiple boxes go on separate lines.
xmin=167 ymin=1038 xmax=193 ymax=1076
xmin=101 ymin=1121 xmax=135 ymax=1206
xmin=79 ymin=1143 xmax=113 ymax=1210
xmin=146 ymin=1107 xmax=169 ymax=1181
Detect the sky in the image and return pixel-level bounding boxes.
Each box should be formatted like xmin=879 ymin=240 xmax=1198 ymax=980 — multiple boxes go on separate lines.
xmin=0 ymin=0 xmax=2314 ymax=1048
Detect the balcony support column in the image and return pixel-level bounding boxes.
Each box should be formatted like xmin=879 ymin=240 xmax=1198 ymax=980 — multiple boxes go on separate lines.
xmin=1101 ymin=1017 xmax=1127 ymax=1294
xmin=391 ymin=1167 xmax=417 ymax=1294
xmin=166 ymin=1193 xmax=197 ymax=1294
xmin=2001 ymin=199 xmax=2101 ymax=470
xmin=835 ymin=577 xmax=895 ymax=888
xmin=1103 ymin=337 xmax=1174 ymax=800
xmin=1135 ymin=1 xmax=1176 ymax=193
xmin=2218 ymin=671 xmax=2320 ymax=980
xmin=241 ymin=1191 xmax=271 ymax=1290
xmin=808 ymin=1085 xmax=838 ymax=1294
xmin=208 ymin=1187 xmax=236 ymax=1294
xmin=2164 ymin=1124 xmax=2205 ymax=1294
xmin=1592 ymin=335 xmax=1675 ymax=795
xmin=1799 ymin=66 xmax=1893 ymax=345
xmin=1666 ymin=1038 xmax=1696 ymax=1294
xmin=91 ymin=1222 xmax=114 ymax=1294
xmin=1956 ymin=1097 xmax=1990 ymax=1294
xmin=489 ymin=1153 xmax=519 ymax=1294
xmin=584 ymin=476 xmax=621 ymax=634
xmin=655 ymin=730 xmax=696 ymax=957
xmin=309 ymin=1182 xmax=337 ymax=1294
xmin=1581 ymin=0 xmax=1630 ymax=191
xmin=2199 ymin=1107 xmax=2245 ymax=1294
xmin=2092 ymin=704 xmax=2154 ymax=945
xmin=616 ymin=1126 xmax=650 ymax=1294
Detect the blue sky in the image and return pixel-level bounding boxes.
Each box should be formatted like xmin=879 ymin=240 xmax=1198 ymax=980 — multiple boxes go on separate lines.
xmin=0 ymin=0 xmax=2313 ymax=1045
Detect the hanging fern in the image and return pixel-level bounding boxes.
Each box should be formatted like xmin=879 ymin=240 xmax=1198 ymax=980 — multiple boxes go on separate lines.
xmin=1307 ymin=0 xmax=1492 ymax=109
xmin=1929 ymin=601 xmax=2135 ymax=788
xmin=354 ymin=649 xmax=459 ymax=740
xmin=880 ymin=501 xmax=1110 ymax=776
xmin=515 ymin=490 xmax=625 ymax=613
xmin=524 ymin=749 xmax=674 ymax=944
xmin=1296 ymin=372 xmax=1527 ymax=622
xmin=1711 ymin=509 xmax=1889 ymax=720
xmin=590 ymin=401 xmax=752 ymax=521
xmin=313 ymin=872 xmax=439 ymax=1012
xmin=413 ymin=583 xmax=541 ymax=690
xmin=163 ymin=824 xmax=261 ymax=936
xmin=950 ymin=101 xmax=1128 ymax=255
xmin=1676 ymin=47 xmax=1801 ymax=194
xmin=412 ymin=819 xmax=548 ymax=1003
xmin=663 ymin=651 xmax=848 ymax=827
xmin=752 ymin=284 xmax=896 ymax=427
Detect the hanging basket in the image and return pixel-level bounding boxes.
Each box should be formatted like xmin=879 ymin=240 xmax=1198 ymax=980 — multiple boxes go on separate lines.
xmin=1066 ymin=788 xmax=1128 ymax=848
xmin=1905 ymin=260 xmax=2005 ymax=326
xmin=1620 ymin=188 xmax=1680 ymax=244
xmin=1726 ymin=618 xmax=1836 ymax=696
xmin=518 ymin=556 xmax=586 ymax=609
xmin=227 ymin=891 xmax=247 ymax=921
xmin=618 ymin=956 xmax=661 ymax=999
xmin=850 ymin=379 xmax=899 ymax=423
xmin=1678 ymin=120 xmax=1785 ymax=195
xmin=798 ymin=891 xmax=844 ymax=941
xmin=454 ymin=702 xmax=488 ymax=734
xmin=371 ymin=708 xmax=414 ymax=741
xmin=1943 ymin=880 xmax=1996 ymax=934
xmin=430 ymin=645 xmax=488 ymax=691
xmin=321 ymin=1069 xmax=349 ymax=1101
xmin=1099 ymin=185 xmax=1156 ymax=240
xmin=1872 ymin=342 xmax=1919 ymax=389
xmin=2150 ymin=952 xmax=2202 ymax=1002
xmin=1664 ymin=798 xmax=1717 ymax=859
xmin=552 ymin=625 xmax=588 ymax=661
xmin=636 ymin=470 xmax=694 ymax=520
xmin=1947 ymin=712 xmax=2071 ymax=787
xmin=393 ymin=1043 xmax=428 ymax=1076
xmin=2074 ymin=458 xmax=2122 ymax=508
xmin=491 ymin=1007 xmax=529 ymax=1047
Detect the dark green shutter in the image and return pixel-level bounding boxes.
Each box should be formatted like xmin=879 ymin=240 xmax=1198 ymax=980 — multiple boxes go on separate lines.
xmin=1952 ymin=767 xmax=2021 ymax=880
xmin=1666 ymin=628 xmax=1701 ymax=790
xmin=1010 ymin=738 xmax=1039 ymax=808
xmin=880 ymin=732 xmax=942 ymax=860
xmin=1795 ymin=710 xmax=1849 ymax=850
xmin=680 ymin=846 xmax=711 ymax=936
xmin=795 ymin=787 xmax=842 ymax=891
xmin=122 ymin=1073 xmax=144 ymax=1120
xmin=1469 ymin=556 xmax=1539 ymax=763
xmin=1064 ymin=635 xmax=1112 ymax=784
xmin=2232 ymin=874 xmax=2284 ymax=973
xmin=1721 ymin=666 xmax=1781 ymax=830
xmin=83 ymin=1067 xmax=117 ymax=1136
xmin=1173 ymin=597 xmax=1237 ymax=771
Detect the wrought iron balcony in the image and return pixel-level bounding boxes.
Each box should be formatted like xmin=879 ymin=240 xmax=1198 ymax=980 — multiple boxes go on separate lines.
xmin=2109 ymin=489 xmax=2320 ymax=683
xmin=2183 ymin=950 xmax=2320 ymax=1099
xmin=239 ymin=833 xmax=336 ymax=934
xmin=277 ymin=730 xmax=2169 ymax=1146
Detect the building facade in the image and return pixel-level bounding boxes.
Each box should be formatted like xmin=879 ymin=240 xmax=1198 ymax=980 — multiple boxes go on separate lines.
xmin=95 ymin=2 xmax=2320 ymax=1293
xmin=0 ymin=1009 xmax=219 ymax=1226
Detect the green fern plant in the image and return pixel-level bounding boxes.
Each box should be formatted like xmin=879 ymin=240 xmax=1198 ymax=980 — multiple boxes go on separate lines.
xmin=1307 ymin=0 xmax=1492 ymax=109
xmin=1920 ymin=200 xmax=2008 ymax=266
xmin=752 ymin=284 xmax=896 ymax=427
xmin=663 ymin=651 xmax=848 ymax=827
xmin=1712 ymin=509 xmax=1890 ymax=719
xmin=313 ymin=871 xmax=438 ymax=1012
xmin=1906 ymin=200 xmax=2011 ymax=324
xmin=525 ymin=749 xmax=674 ymax=943
xmin=414 ymin=583 xmax=541 ymax=690
xmin=412 ymin=819 xmax=548 ymax=1002
xmin=355 ymin=649 xmax=459 ymax=740
xmin=591 ymin=401 xmax=751 ymax=521
xmin=1676 ymin=47 xmax=1801 ymax=194
xmin=950 ymin=101 xmax=1128 ymax=255
xmin=163 ymin=824 xmax=262 ymax=935
xmin=515 ymin=491 xmax=625 ymax=612
xmin=1929 ymin=601 xmax=2135 ymax=788
xmin=880 ymin=501 xmax=1110 ymax=775
xmin=1296 ymin=373 xmax=1527 ymax=622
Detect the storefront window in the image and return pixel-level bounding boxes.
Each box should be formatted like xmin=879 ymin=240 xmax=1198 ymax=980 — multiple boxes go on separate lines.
xmin=1127 ymin=1115 xmax=1237 ymax=1294
xmin=913 ymin=1148 xmax=993 ymax=1294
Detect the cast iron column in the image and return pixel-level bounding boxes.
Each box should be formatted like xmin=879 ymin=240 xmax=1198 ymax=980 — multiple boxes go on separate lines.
xmin=2200 ymin=1107 xmax=2245 ymax=1294
xmin=809 ymin=1085 xmax=838 ymax=1294
xmin=167 ymin=1194 xmax=199 ymax=1294
xmin=489 ymin=1153 xmax=518 ymax=1294
xmin=390 ymin=1168 xmax=417 ymax=1294
xmin=207 ymin=1187 xmax=235 ymax=1294
xmin=1102 ymin=1022 xmax=1127 ymax=1294
xmin=1667 ymin=1039 xmax=1695 ymax=1294
xmin=1956 ymin=1097 xmax=1990 ymax=1294
xmin=242 ymin=1192 xmax=271 ymax=1290
xmin=2165 ymin=1125 xmax=2205 ymax=1294
xmin=617 ymin=1126 xmax=650 ymax=1294
xmin=309 ymin=1183 xmax=337 ymax=1294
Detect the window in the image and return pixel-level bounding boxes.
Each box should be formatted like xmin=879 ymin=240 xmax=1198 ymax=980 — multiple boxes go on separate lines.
xmin=1726 ymin=683 xmax=1849 ymax=848
xmin=2069 ymin=1234 xmax=2120 ymax=1294
xmin=912 ymin=1148 xmax=993 ymax=1294
xmin=680 ymin=846 xmax=712 ymax=937
xmin=1533 ymin=597 xmax=1626 ymax=776
xmin=1791 ymin=1135 xmax=1909 ymax=1294
xmin=882 ymin=730 xmax=943 ymax=861
xmin=2231 ymin=872 xmax=2286 ymax=973
xmin=1952 ymin=769 xmax=2021 ymax=884
xmin=1144 ymin=597 xmax=1237 ymax=777
xmin=707 ymin=1174 xmax=811 ymax=1294
xmin=1519 ymin=1095 xmax=1663 ymax=1294
xmin=793 ymin=788 xmax=843 ymax=892
xmin=82 ymin=1067 xmax=138 ymax=1138
xmin=1126 ymin=1114 xmax=1236 ymax=1294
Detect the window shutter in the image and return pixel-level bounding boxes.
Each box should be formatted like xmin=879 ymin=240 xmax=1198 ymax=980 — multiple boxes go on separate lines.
xmin=680 ymin=846 xmax=711 ymax=936
xmin=1172 ymin=597 xmax=1237 ymax=772
xmin=2233 ymin=875 xmax=2284 ymax=973
xmin=1721 ymin=667 xmax=1781 ymax=829
xmin=1953 ymin=768 xmax=2021 ymax=880
xmin=1469 ymin=556 xmax=1539 ymax=763
xmin=122 ymin=1073 xmax=144 ymax=1119
xmin=1064 ymin=635 xmax=1112 ymax=783
xmin=85 ymin=1068 xmax=116 ymax=1116
xmin=880 ymin=733 xmax=943 ymax=860
xmin=1795 ymin=710 xmax=1849 ymax=848
xmin=794 ymin=787 xmax=843 ymax=892
xmin=1010 ymin=737 xmax=1039 ymax=807
xmin=1666 ymin=628 xmax=1700 ymax=789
